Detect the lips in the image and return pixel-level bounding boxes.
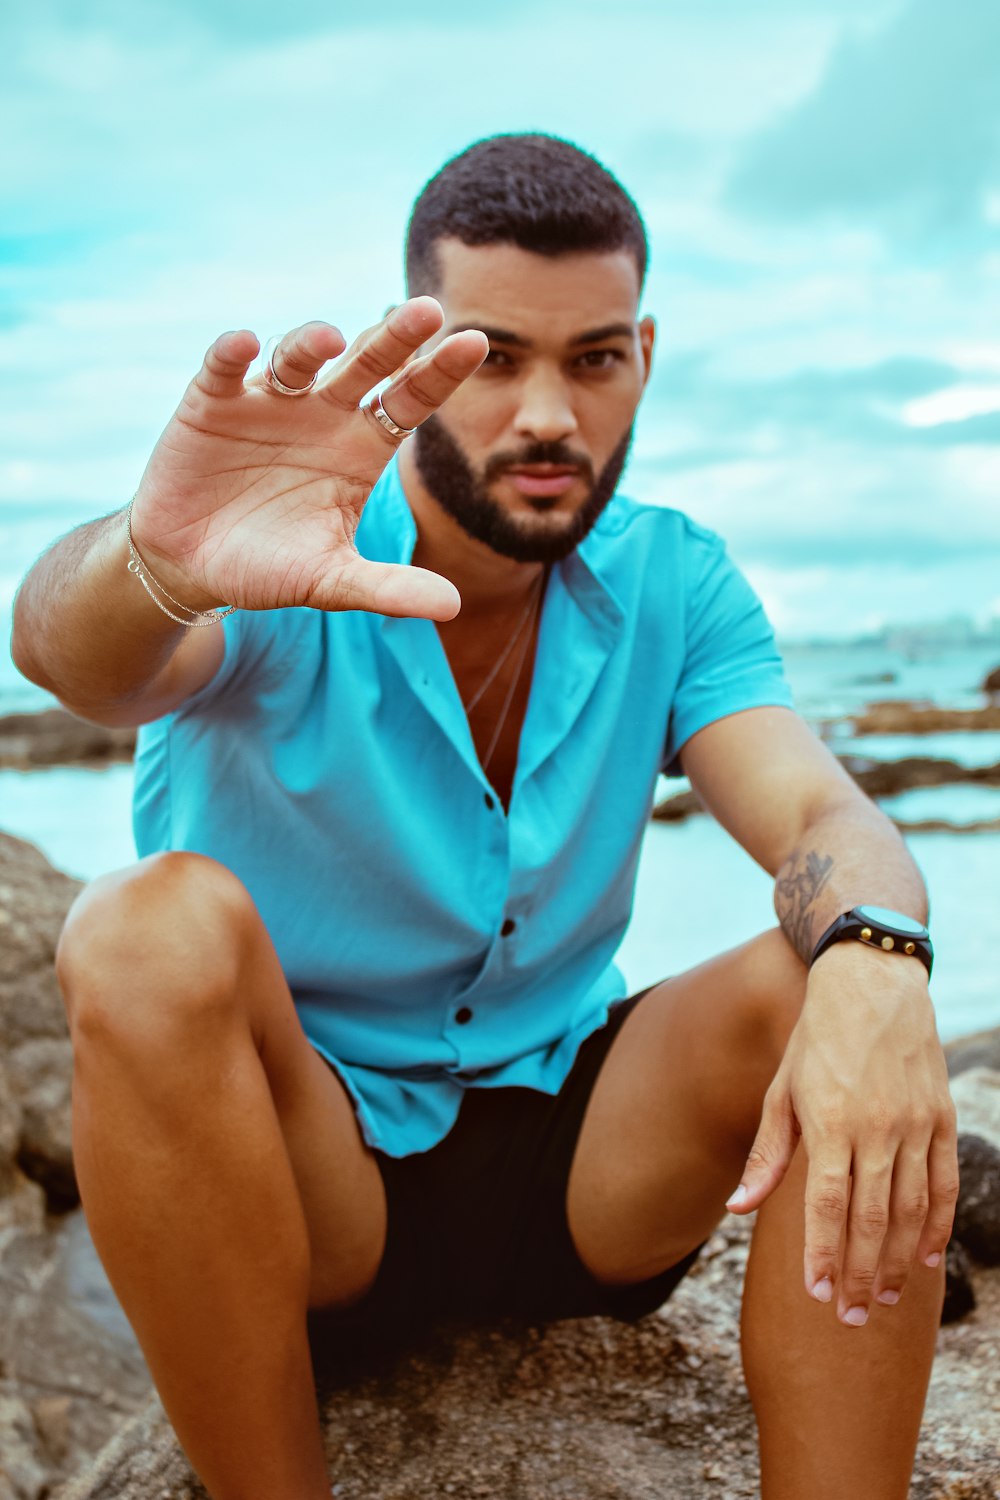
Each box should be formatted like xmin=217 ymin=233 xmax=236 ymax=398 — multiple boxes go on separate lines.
xmin=504 ymin=465 xmax=582 ymax=498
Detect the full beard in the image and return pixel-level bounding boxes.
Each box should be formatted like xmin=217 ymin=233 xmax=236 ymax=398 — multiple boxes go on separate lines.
xmin=411 ymin=418 xmax=635 ymax=564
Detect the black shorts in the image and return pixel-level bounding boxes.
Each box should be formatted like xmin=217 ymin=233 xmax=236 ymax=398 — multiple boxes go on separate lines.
xmin=307 ymin=992 xmax=707 ymax=1366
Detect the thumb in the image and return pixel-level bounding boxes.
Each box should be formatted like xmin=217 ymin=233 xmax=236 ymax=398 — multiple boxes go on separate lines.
xmin=725 ymin=1086 xmax=800 ymax=1213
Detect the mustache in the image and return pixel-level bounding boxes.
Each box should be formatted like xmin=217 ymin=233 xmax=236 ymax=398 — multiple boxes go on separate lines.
xmin=482 ymin=443 xmax=595 ymax=485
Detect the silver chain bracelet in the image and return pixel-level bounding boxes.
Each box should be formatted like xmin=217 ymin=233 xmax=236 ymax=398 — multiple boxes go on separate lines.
xmin=125 ymin=498 xmax=236 ymax=628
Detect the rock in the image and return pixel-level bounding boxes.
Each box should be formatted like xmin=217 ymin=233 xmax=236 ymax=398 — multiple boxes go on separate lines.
xmin=0 ymin=1063 xmax=23 ymax=1201
xmin=950 ymin=1066 xmax=1000 ymax=1150
xmin=0 ymin=835 xmax=79 ymax=1206
xmin=838 ymin=755 xmax=1000 ymax=798
xmin=843 ymin=700 xmax=1000 ymax=734
xmin=982 ymin=665 xmax=1000 ymax=695
xmin=0 ymin=832 xmax=152 ymax=1494
xmin=0 ymin=1384 xmax=51 ymax=1500
xmin=7 ymin=1038 xmax=77 ymax=1211
xmin=0 ymin=708 xmax=135 ymax=770
xmin=0 ymin=831 xmax=81 ymax=1053
xmin=942 ymin=1239 xmax=976 ymax=1324
xmin=653 ymin=755 xmax=1000 ymax=823
xmin=954 ymin=1135 xmax=1000 ymax=1266
xmin=0 ymin=1213 xmax=151 ymax=1494
xmin=946 ymin=1029 xmax=1000 ymax=1082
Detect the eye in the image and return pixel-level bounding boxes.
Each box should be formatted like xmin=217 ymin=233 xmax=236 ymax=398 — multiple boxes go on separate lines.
xmin=482 ymin=347 xmax=515 ymax=368
xmin=575 ymin=349 xmax=624 ymax=370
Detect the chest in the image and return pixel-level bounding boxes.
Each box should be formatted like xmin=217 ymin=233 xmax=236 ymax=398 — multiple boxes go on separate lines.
xmin=440 ymin=610 xmax=543 ymax=814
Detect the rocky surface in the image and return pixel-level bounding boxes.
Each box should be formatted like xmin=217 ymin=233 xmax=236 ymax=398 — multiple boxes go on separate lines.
xmin=654 ymin=752 xmax=1000 ymax=825
xmin=843 ymin=701 xmax=1000 ymax=735
xmin=0 ymin=709 xmax=135 ymax=770
xmin=0 ymin=833 xmax=152 ymax=1500
xmin=0 ymin=829 xmax=997 ymax=1500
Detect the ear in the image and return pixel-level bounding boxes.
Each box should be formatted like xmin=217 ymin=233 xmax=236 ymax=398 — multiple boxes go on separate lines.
xmin=638 ymin=315 xmax=656 ymax=388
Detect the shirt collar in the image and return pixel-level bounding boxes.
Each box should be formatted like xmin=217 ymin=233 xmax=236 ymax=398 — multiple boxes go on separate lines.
xmin=359 ymin=456 xmax=626 ymax=632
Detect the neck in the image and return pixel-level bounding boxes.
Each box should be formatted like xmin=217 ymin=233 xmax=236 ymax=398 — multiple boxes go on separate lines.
xmin=397 ymin=444 xmax=545 ymax=618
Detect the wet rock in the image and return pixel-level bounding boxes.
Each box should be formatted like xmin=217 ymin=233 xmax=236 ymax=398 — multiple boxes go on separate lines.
xmin=0 ymin=708 xmax=135 ymax=770
xmin=955 ymin=1135 xmax=1000 ymax=1266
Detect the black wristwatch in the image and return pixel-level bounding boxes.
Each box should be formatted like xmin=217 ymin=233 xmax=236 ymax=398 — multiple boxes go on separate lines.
xmin=810 ymin=905 xmax=933 ymax=978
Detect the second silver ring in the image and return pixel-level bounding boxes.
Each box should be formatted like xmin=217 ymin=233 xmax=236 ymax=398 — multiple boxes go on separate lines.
xmin=367 ymin=390 xmax=417 ymax=439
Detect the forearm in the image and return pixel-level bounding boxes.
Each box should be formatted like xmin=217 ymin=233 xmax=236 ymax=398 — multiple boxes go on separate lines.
xmin=11 ymin=508 xmax=189 ymax=715
xmin=774 ymin=794 xmax=928 ymax=964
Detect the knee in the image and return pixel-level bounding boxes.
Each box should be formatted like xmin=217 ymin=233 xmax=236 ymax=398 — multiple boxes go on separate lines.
xmin=743 ymin=927 xmax=809 ymax=1067
xmin=56 ymin=851 xmax=254 ymax=1044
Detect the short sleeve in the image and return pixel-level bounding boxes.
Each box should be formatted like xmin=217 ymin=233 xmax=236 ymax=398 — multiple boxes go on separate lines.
xmin=172 ymin=608 xmax=291 ymax=719
xmin=662 ymin=526 xmax=794 ymax=777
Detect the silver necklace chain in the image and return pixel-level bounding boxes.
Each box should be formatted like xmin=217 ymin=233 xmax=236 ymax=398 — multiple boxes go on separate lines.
xmin=478 ymin=572 xmax=546 ymax=775
xmin=461 ymin=569 xmax=545 ymax=715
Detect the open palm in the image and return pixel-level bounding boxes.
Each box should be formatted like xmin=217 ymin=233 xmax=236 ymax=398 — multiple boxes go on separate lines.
xmin=129 ymin=298 xmax=487 ymax=621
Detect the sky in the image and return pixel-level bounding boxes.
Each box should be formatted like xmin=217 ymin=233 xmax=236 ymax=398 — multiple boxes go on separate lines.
xmin=2 ymin=0 xmax=999 ymax=640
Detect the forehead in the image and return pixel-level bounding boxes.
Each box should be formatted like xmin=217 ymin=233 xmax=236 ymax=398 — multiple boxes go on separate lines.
xmin=433 ymin=239 xmax=642 ymax=343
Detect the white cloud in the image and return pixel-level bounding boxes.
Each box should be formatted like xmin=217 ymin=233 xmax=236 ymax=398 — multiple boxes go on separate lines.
xmin=903 ymin=387 xmax=1000 ymax=429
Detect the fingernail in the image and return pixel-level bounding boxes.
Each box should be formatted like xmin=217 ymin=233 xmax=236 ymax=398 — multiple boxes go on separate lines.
xmin=811 ymin=1276 xmax=833 ymax=1303
xmin=876 ymin=1289 xmax=901 ymax=1306
xmin=843 ymin=1305 xmax=868 ymax=1327
xmin=726 ymin=1185 xmax=747 ymax=1209
xmin=924 ymin=1252 xmax=941 ymax=1268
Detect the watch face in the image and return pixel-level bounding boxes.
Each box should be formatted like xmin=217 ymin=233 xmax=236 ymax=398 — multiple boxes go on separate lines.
xmin=857 ymin=905 xmax=927 ymax=937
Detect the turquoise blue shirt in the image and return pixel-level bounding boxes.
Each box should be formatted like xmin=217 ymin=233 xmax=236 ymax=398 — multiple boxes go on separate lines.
xmin=133 ymin=462 xmax=794 ymax=1158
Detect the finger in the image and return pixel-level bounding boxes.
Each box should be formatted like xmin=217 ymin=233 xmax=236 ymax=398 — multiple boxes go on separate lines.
xmin=725 ymin=1081 xmax=800 ymax=1214
xmin=801 ymin=1139 xmax=852 ymax=1307
xmin=836 ymin=1153 xmax=894 ymax=1326
xmin=263 ymin=321 xmax=348 ymax=394
xmin=915 ymin=1127 xmax=960 ymax=1270
xmin=871 ymin=1139 xmax=932 ymax=1308
xmin=320 ymin=297 xmax=446 ymax=407
xmin=373 ymin=331 xmax=490 ymax=433
xmin=191 ymin=330 xmax=261 ymax=400
xmin=310 ymin=554 xmax=461 ymax=622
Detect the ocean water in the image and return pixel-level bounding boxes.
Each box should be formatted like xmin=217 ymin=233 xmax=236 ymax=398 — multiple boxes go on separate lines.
xmin=0 ymin=762 xmax=996 ymax=1044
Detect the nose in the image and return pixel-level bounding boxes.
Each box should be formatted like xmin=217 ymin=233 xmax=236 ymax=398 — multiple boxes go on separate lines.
xmin=512 ymin=365 xmax=578 ymax=445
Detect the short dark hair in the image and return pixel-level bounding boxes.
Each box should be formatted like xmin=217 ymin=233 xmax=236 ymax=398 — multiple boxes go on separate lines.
xmin=405 ymin=133 xmax=648 ymax=295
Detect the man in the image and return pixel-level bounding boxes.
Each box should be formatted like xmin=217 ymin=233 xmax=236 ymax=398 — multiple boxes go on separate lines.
xmin=12 ymin=135 xmax=956 ymax=1500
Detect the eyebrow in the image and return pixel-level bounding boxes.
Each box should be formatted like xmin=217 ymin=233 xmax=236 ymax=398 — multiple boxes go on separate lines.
xmin=446 ymin=321 xmax=636 ymax=348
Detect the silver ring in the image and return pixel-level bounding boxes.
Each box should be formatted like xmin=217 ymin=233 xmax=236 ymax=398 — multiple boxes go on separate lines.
xmin=262 ymin=336 xmax=317 ymax=398
xmin=366 ymin=390 xmax=417 ymax=439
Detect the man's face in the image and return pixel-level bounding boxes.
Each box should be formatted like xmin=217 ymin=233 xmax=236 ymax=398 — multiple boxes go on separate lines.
xmin=410 ymin=240 xmax=655 ymax=564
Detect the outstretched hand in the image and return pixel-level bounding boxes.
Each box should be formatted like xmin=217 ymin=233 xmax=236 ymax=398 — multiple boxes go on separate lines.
xmin=725 ymin=944 xmax=958 ymax=1326
xmin=129 ymin=298 xmax=488 ymax=620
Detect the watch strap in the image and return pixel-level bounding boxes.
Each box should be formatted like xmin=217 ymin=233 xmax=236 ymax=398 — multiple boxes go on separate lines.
xmin=810 ymin=909 xmax=934 ymax=977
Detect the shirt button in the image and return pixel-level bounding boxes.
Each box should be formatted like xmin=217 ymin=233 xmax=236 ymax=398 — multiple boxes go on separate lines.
xmin=501 ymin=918 xmax=516 ymax=937
xmin=455 ymin=1006 xmax=474 ymax=1024
xmin=484 ymin=792 xmax=495 ymax=810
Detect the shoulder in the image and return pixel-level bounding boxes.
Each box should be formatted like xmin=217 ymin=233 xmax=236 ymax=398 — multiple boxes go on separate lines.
xmin=582 ymin=491 xmax=729 ymax=590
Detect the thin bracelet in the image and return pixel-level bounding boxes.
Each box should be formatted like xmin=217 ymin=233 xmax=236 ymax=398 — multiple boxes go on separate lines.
xmin=126 ymin=499 xmax=236 ymax=628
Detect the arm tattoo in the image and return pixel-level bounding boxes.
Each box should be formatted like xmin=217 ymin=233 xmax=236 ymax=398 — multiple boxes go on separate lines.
xmin=775 ymin=849 xmax=835 ymax=963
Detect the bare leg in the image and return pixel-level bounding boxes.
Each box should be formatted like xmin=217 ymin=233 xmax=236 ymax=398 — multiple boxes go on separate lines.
xmin=742 ymin=1138 xmax=944 ymax=1500
xmin=565 ymin=928 xmax=943 ymax=1497
xmin=56 ymin=852 xmax=387 ymax=1500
